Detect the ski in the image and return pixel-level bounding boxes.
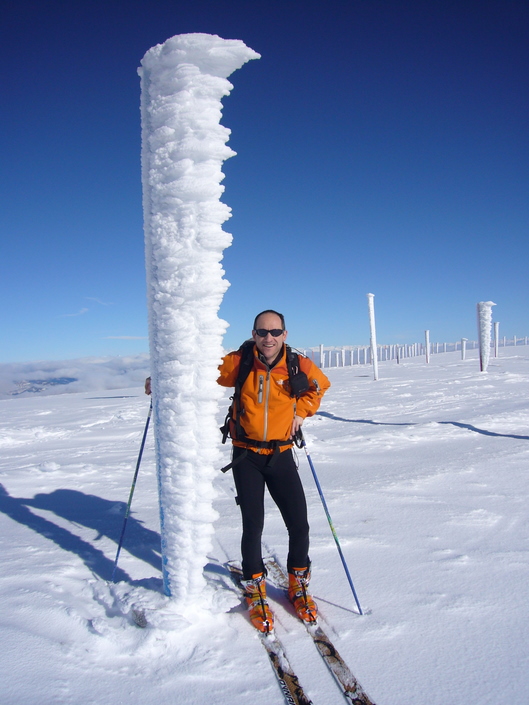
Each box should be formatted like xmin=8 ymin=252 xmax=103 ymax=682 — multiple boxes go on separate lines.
xmin=264 ymin=558 xmax=376 ymax=705
xmin=226 ymin=562 xmax=313 ymax=705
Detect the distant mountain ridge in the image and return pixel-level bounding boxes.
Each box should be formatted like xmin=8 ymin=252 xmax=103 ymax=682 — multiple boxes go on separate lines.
xmin=10 ymin=378 xmax=78 ymax=396
xmin=0 ymin=354 xmax=150 ymax=399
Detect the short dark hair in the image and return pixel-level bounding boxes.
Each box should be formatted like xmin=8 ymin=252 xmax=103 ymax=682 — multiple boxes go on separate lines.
xmin=253 ymin=309 xmax=285 ymax=331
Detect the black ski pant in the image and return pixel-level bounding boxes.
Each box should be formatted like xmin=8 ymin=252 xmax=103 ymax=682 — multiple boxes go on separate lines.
xmin=232 ymin=446 xmax=310 ymax=579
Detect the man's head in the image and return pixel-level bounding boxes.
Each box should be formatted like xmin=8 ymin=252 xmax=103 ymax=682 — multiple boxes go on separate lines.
xmin=252 ymin=310 xmax=287 ymax=363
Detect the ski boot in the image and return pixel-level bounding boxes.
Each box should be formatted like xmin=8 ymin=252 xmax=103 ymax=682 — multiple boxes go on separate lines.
xmin=241 ymin=572 xmax=274 ymax=633
xmin=288 ymin=566 xmax=318 ymax=623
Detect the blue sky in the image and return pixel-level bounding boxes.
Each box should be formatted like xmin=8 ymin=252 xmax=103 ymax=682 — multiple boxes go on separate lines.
xmin=2 ymin=0 xmax=527 ymax=362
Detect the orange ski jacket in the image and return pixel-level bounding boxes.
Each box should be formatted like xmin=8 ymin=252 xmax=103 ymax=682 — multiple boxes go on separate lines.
xmin=217 ymin=344 xmax=331 ymax=454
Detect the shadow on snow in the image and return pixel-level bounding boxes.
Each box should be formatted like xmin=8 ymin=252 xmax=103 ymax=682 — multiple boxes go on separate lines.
xmin=0 ymin=484 xmax=162 ymax=590
xmin=317 ymin=411 xmax=529 ymax=440
xmin=317 ymin=411 xmax=414 ymax=427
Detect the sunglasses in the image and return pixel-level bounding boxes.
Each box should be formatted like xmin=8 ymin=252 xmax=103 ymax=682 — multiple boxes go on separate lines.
xmin=254 ymin=328 xmax=285 ymax=338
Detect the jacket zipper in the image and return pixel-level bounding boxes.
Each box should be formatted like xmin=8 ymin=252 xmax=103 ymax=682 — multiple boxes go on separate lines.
xmin=258 ymin=375 xmax=264 ymax=404
xmin=263 ymin=370 xmax=270 ymax=441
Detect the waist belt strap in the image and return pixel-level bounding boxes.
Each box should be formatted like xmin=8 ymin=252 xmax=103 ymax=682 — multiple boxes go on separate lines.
xmin=220 ymin=439 xmax=292 ymax=473
xmin=241 ymin=438 xmax=292 ymax=450
xmin=220 ymin=449 xmax=248 ymax=474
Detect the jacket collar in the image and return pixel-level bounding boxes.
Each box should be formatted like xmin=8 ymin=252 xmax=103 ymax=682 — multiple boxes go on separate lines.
xmin=255 ymin=343 xmax=285 ymax=371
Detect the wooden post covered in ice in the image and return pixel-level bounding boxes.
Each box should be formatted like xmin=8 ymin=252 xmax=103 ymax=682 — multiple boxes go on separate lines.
xmin=477 ymin=301 xmax=496 ymax=373
xmin=139 ymin=34 xmax=259 ymax=604
xmin=367 ymin=293 xmax=379 ymax=381
xmin=494 ymin=321 xmax=500 ymax=358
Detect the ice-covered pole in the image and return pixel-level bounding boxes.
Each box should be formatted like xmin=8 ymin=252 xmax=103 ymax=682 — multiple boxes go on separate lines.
xmin=477 ymin=301 xmax=496 ymax=373
xmin=494 ymin=321 xmax=500 ymax=358
xmin=138 ymin=34 xmax=259 ymax=605
xmin=367 ymin=293 xmax=379 ymax=381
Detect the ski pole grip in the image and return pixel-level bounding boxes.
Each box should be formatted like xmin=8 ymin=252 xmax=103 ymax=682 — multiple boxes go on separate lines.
xmin=294 ymin=428 xmax=305 ymax=448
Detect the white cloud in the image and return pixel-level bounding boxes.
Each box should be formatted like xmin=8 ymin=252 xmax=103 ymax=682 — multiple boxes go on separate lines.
xmin=0 ymin=353 xmax=151 ymax=398
xmin=85 ymin=297 xmax=114 ymax=306
xmin=60 ymin=308 xmax=89 ymax=318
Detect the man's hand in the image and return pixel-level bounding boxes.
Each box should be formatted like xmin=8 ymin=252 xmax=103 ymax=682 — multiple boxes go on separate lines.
xmin=145 ymin=377 xmax=151 ymax=395
xmin=291 ymin=415 xmax=304 ymax=438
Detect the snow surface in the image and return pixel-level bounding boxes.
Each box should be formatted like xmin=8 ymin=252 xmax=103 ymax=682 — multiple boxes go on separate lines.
xmin=139 ymin=33 xmax=259 ymax=604
xmin=1 ymin=348 xmax=528 ymax=704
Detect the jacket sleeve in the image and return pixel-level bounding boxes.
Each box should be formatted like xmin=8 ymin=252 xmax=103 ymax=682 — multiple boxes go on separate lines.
xmin=217 ymin=351 xmax=241 ymax=388
xmin=295 ymin=359 xmax=331 ymax=419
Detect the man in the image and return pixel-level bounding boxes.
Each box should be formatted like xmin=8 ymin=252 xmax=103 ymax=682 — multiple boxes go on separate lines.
xmin=218 ymin=310 xmax=330 ymax=632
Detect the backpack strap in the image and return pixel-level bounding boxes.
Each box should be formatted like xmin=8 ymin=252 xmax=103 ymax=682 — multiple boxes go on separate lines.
xmin=232 ymin=340 xmax=255 ymax=441
xmin=220 ymin=340 xmax=255 ymax=445
xmin=285 ymin=347 xmax=310 ymax=397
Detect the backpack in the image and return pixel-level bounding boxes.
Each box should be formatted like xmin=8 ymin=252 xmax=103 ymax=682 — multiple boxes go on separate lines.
xmin=219 ymin=340 xmax=310 ymax=471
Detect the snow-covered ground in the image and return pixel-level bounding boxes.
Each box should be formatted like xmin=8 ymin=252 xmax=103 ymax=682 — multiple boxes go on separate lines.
xmin=1 ymin=348 xmax=528 ymax=705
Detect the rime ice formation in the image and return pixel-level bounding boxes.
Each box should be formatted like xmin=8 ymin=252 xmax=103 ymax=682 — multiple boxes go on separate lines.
xmin=139 ymin=34 xmax=259 ymax=604
xmin=477 ymin=301 xmax=496 ymax=372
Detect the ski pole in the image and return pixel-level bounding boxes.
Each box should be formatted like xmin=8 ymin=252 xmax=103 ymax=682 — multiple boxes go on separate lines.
xmin=111 ymin=400 xmax=153 ymax=582
xmin=297 ymin=430 xmax=364 ymax=615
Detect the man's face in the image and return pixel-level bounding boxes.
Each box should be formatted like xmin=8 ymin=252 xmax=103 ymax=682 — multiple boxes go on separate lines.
xmin=252 ymin=312 xmax=287 ymax=363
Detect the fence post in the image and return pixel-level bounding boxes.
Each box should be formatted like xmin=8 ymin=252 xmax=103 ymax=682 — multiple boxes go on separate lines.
xmin=494 ymin=322 xmax=499 ymax=358
xmin=477 ymin=301 xmax=496 ymax=372
xmin=366 ymin=293 xmax=379 ymax=381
